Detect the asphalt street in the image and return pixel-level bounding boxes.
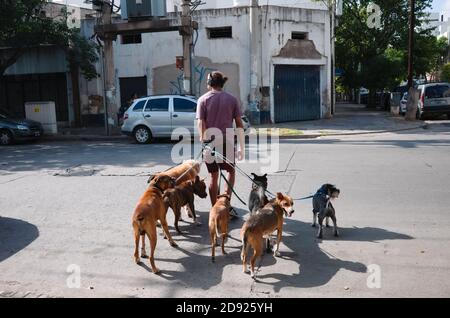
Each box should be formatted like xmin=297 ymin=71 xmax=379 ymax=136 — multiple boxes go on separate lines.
xmin=1 ymin=122 xmax=450 ymax=298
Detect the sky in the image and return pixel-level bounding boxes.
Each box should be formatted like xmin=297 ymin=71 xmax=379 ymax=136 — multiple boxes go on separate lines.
xmin=57 ymin=0 xmax=450 ymax=17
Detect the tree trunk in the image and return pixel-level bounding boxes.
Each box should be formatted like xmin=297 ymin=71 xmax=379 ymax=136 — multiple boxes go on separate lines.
xmin=405 ymin=87 xmax=419 ymax=121
xmin=70 ymin=65 xmax=82 ymax=127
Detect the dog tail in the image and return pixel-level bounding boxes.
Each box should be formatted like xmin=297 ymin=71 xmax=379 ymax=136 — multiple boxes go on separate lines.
xmin=137 ymin=216 xmax=145 ymax=235
xmin=241 ymin=225 xmax=249 ymax=261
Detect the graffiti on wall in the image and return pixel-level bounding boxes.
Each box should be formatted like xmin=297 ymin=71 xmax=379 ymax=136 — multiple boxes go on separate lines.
xmin=169 ymin=61 xmax=217 ymax=96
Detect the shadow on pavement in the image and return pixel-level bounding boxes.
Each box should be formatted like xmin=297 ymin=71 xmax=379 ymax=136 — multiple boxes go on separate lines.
xmin=134 ymin=207 xmax=413 ymax=292
xmin=253 ymin=219 xmax=413 ymax=291
xmin=0 ymin=217 xmax=39 ymax=263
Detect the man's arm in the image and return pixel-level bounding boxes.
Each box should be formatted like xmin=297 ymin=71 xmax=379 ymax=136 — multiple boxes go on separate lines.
xmin=197 ymin=119 xmax=206 ymax=142
xmin=234 ymin=116 xmax=245 ymax=161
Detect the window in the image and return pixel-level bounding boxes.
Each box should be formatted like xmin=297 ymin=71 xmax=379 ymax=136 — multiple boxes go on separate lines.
xmin=174 ymin=98 xmax=197 ymax=113
xmin=121 ymin=34 xmax=142 ymax=45
xmin=292 ymin=32 xmax=308 ymax=40
xmin=145 ymin=98 xmax=169 ymax=112
xmin=207 ymin=27 xmax=232 ymax=39
xmin=425 ymin=85 xmax=450 ymax=99
xmin=133 ymin=100 xmax=146 ymax=112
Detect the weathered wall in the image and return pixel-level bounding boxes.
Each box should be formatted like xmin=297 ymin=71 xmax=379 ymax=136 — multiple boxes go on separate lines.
xmin=152 ymin=56 xmax=240 ymax=101
xmin=80 ymin=3 xmax=331 ymax=121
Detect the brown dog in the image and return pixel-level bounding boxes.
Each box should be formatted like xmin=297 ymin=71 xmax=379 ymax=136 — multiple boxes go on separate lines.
xmin=209 ymin=194 xmax=231 ymax=262
xmin=240 ymin=192 xmax=294 ymax=278
xmin=132 ymin=175 xmax=176 ymax=274
xmin=148 ymin=160 xmax=201 ymax=185
xmin=163 ymin=176 xmax=208 ymax=233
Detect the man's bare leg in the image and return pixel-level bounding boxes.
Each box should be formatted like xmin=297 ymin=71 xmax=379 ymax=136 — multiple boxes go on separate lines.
xmin=209 ymin=171 xmax=219 ymax=206
xmin=224 ymin=169 xmax=235 ymax=197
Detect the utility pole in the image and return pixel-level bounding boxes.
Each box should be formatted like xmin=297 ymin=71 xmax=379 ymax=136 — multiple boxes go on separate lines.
xmin=249 ymin=0 xmax=261 ymax=124
xmin=330 ymin=0 xmax=336 ymax=117
xmin=181 ymin=0 xmax=193 ymax=95
xmin=405 ymin=0 xmax=418 ymax=121
xmin=407 ymin=0 xmax=415 ymax=89
xmin=100 ymin=0 xmax=117 ymax=135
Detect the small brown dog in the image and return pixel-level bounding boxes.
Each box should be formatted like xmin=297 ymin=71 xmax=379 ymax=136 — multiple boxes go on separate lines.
xmin=132 ymin=175 xmax=176 ymax=274
xmin=163 ymin=176 xmax=208 ymax=233
xmin=209 ymin=194 xmax=231 ymax=262
xmin=240 ymin=192 xmax=294 ymax=278
xmin=148 ymin=160 xmax=201 ymax=185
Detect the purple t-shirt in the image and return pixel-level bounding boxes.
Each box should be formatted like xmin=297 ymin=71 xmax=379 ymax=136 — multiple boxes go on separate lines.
xmin=196 ymin=90 xmax=242 ymax=138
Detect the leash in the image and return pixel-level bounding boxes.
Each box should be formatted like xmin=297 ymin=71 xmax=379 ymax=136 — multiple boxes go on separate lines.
xmin=218 ymin=169 xmax=247 ymax=206
xmin=293 ymin=194 xmax=314 ymax=201
xmin=204 ymin=145 xmax=276 ymax=199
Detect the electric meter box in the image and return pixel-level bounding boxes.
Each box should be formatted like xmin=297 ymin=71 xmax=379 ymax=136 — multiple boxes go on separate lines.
xmin=120 ymin=0 xmax=167 ymax=20
xmin=25 ymin=101 xmax=58 ymax=134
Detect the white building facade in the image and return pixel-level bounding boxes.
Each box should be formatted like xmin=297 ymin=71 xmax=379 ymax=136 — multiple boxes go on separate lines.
xmin=81 ymin=0 xmax=338 ymax=124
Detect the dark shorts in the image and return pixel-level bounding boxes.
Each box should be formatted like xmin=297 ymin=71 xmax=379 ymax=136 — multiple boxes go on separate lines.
xmin=204 ymin=142 xmax=235 ymax=173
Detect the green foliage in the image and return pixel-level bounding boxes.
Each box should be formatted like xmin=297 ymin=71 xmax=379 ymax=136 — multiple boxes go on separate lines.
xmin=0 ymin=0 xmax=99 ymax=79
xmin=336 ymin=0 xmax=439 ymax=94
xmin=442 ymin=63 xmax=450 ymax=82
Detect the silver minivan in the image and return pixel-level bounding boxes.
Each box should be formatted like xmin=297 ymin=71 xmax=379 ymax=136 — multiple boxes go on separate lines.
xmin=121 ymin=95 xmax=251 ymax=144
xmin=417 ymin=83 xmax=450 ymax=119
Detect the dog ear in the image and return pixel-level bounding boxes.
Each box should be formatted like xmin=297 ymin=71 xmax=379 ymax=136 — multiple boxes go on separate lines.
xmin=276 ymin=192 xmax=284 ymax=201
xmin=195 ymin=175 xmax=200 ymax=182
xmin=251 ymin=173 xmax=256 ymax=178
xmin=263 ymin=174 xmax=267 ymax=178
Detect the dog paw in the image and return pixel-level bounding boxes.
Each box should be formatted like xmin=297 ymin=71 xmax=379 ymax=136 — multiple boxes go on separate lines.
xmin=134 ymin=257 xmax=141 ymax=264
xmin=170 ymin=241 xmax=178 ymax=248
xmin=152 ymin=268 xmax=161 ymax=274
xmin=274 ymin=251 xmax=281 ymax=257
xmin=141 ymin=254 xmax=149 ymax=259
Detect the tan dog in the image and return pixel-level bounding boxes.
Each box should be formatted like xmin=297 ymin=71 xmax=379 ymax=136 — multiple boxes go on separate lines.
xmin=148 ymin=160 xmax=201 ymax=186
xmin=209 ymin=194 xmax=231 ymax=262
xmin=132 ymin=175 xmax=176 ymax=274
xmin=240 ymin=192 xmax=294 ymax=278
xmin=163 ymin=176 xmax=208 ymax=233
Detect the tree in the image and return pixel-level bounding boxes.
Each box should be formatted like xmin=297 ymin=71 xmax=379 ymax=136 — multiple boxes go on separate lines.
xmin=0 ymin=0 xmax=98 ymax=79
xmin=335 ymin=0 xmax=434 ymax=105
xmin=442 ymin=63 xmax=450 ymax=82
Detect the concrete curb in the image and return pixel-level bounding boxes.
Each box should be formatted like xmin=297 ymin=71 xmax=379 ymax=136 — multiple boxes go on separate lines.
xmin=42 ymin=135 xmax=129 ymax=142
xmin=259 ymin=122 xmax=427 ymax=139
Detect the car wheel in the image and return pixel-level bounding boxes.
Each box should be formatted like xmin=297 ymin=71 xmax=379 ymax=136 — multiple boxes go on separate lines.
xmin=0 ymin=130 xmax=13 ymax=145
xmin=133 ymin=126 xmax=152 ymax=144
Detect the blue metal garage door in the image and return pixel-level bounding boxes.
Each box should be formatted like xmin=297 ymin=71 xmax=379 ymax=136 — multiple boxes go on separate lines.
xmin=274 ymin=65 xmax=320 ymax=122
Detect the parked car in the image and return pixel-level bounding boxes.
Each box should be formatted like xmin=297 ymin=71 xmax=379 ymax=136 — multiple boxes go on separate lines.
xmin=399 ymin=92 xmax=408 ymax=115
xmin=417 ymin=82 xmax=450 ymax=119
xmin=0 ymin=108 xmax=44 ymax=145
xmin=121 ymin=95 xmax=251 ymax=144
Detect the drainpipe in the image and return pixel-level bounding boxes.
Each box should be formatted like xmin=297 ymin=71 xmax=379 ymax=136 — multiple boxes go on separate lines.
xmin=249 ymin=0 xmax=261 ymax=124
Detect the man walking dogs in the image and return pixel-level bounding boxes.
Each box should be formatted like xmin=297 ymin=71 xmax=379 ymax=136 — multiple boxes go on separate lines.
xmin=196 ymin=72 xmax=245 ymax=216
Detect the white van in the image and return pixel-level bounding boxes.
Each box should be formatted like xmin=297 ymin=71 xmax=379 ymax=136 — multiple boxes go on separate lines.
xmin=417 ymin=83 xmax=450 ymax=119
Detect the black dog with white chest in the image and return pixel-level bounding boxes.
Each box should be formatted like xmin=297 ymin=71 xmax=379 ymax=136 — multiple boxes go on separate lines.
xmin=248 ymin=173 xmax=268 ymax=215
xmin=312 ymin=184 xmax=340 ymax=239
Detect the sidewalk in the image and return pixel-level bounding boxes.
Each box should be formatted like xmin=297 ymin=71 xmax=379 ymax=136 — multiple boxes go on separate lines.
xmin=255 ymin=103 xmax=426 ymax=138
xmin=41 ymin=103 xmax=426 ymax=142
